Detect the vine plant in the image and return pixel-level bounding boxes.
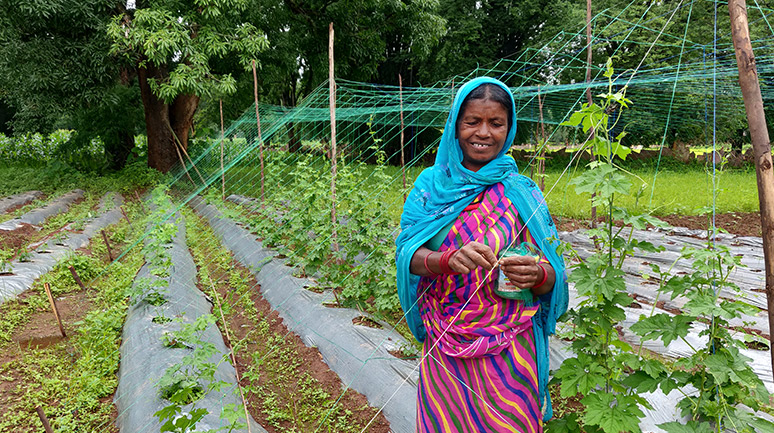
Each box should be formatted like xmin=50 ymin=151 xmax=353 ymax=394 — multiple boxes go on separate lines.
xmin=548 ymin=59 xmax=669 ymax=433
xmin=549 ymin=60 xmax=772 ymax=433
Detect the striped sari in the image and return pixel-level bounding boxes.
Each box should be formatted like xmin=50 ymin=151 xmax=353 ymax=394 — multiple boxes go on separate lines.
xmin=417 ymin=182 xmax=543 ymax=433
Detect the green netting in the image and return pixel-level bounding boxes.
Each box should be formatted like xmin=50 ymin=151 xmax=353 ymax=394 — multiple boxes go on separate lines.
xmin=115 ymin=0 xmax=774 ymax=431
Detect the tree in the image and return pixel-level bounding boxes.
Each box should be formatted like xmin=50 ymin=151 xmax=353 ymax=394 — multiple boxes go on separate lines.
xmin=0 ymin=0 xmax=143 ymax=169
xmin=108 ymin=0 xmax=268 ymax=172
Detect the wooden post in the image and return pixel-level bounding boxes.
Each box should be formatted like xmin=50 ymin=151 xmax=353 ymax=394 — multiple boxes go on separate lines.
xmin=586 ymin=0 xmax=597 ymax=228
xmin=101 ymin=230 xmax=114 ymax=262
xmin=69 ymin=266 xmax=86 ymax=290
xmin=399 ymin=73 xmax=407 ymax=203
xmin=728 ymin=0 xmax=774 ymax=380
xmin=35 ymin=406 xmax=55 ymax=433
xmin=134 ymin=191 xmax=146 ymax=213
xmin=120 ymin=206 xmax=130 ymax=224
xmin=220 ymin=99 xmax=226 ymax=200
xmin=329 ymin=22 xmax=339 ymax=253
xmin=43 ymin=283 xmax=66 ymax=338
xmin=252 ymin=59 xmax=265 ymax=207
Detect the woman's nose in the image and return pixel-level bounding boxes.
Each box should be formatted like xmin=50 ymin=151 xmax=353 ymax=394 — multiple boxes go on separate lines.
xmin=476 ymin=122 xmax=491 ymax=137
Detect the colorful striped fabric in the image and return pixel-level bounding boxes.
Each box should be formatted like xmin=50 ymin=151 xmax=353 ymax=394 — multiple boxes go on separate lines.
xmin=417 ymin=183 xmax=543 ymax=433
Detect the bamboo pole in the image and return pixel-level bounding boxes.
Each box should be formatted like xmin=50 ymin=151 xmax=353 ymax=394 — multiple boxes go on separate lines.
xmin=329 ymin=23 xmax=339 ymax=253
xmin=252 ymin=59 xmax=265 ymax=207
xmin=43 ymin=283 xmax=66 ymax=338
xmin=728 ymin=0 xmax=774 ymax=380
xmin=399 ymin=73 xmax=407 ymax=203
xmin=220 ymin=99 xmax=226 ymax=200
xmin=134 ymin=191 xmax=146 ymax=213
xmin=586 ymin=0 xmax=597 ymax=228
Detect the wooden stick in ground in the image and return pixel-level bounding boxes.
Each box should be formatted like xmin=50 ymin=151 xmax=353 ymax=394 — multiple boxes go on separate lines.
xmin=586 ymin=0 xmax=597 ymax=228
xmin=171 ymin=128 xmax=196 ymax=185
xmin=220 ymin=99 xmax=226 ymax=200
xmin=101 ymin=230 xmax=114 ymax=262
xmin=35 ymin=406 xmax=54 ymax=433
xmin=252 ymin=59 xmax=265 ymax=207
xmin=399 ymin=73 xmax=407 ymax=203
xmin=134 ymin=191 xmax=147 ymax=213
xmin=43 ymin=283 xmax=66 ymax=338
xmin=69 ymin=266 xmax=86 ymax=290
xmin=328 ymin=22 xmax=339 ymax=254
xmin=728 ymin=0 xmax=774 ymax=381
xmin=120 ymin=205 xmax=130 ymax=224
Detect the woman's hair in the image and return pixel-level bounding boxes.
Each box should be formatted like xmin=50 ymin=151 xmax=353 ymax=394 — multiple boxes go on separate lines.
xmin=457 ymin=83 xmax=514 ymax=128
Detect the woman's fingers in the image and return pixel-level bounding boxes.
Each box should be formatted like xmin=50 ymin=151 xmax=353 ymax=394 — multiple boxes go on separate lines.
xmin=450 ymin=242 xmax=497 ymax=273
xmin=500 ymin=255 xmax=541 ymax=286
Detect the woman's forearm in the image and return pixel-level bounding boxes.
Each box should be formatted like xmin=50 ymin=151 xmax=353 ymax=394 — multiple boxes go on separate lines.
xmin=410 ymin=246 xmax=440 ymax=276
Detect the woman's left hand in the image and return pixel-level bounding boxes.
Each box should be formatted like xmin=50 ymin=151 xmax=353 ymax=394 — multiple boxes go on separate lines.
xmin=499 ymin=255 xmax=554 ymax=296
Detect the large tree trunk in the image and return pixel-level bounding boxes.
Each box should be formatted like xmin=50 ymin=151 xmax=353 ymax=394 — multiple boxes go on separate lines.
xmin=138 ymin=63 xmax=199 ymax=173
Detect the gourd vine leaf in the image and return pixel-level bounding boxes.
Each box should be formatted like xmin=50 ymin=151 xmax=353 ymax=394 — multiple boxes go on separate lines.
xmin=621 ymin=371 xmax=662 ymax=393
xmin=630 ymin=313 xmax=693 ymax=346
xmin=658 ymin=421 xmax=714 ymax=433
xmin=582 ymin=391 xmax=644 ymax=433
xmin=545 ymin=413 xmax=582 ymax=433
xmin=553 ymin=355 xmax=607 ymax=397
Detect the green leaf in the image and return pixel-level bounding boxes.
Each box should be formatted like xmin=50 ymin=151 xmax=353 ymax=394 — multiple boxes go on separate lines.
xmin=630 ymin=313 xmax=693 ymax=346
xmin=658 ymin=421 xmax=714 ymax=433
xmin=582 ymin=391 xmax=643 ymax=433
xmin=553 ymin=356 xmax=607 ymax=397
xmin=545 ymin=413 xmax=583 ymax=433
xmin=621 ymin=371 xmax=661 ymax=393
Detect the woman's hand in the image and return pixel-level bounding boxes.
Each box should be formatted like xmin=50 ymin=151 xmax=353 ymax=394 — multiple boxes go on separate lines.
xmin=448 ymin=241 xmax=497 ymax=274
xmin=500 ymin=255 xmax=555 ymax=296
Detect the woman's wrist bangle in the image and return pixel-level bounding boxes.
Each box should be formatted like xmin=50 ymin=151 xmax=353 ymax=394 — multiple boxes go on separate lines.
xmin=438 ymin=249 xmax=459 ymax=274
xmin=533 ymin=263 xmax=548 ymax=288
xmin=423 ymin=252 xmax=438 ymax=276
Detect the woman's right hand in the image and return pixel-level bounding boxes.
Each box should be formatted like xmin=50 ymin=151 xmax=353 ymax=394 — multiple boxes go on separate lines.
xmin=448 ymin=241 xmax=498 ymax=274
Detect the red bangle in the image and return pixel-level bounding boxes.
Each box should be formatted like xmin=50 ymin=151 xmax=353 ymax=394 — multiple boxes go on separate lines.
xmin=423 ymin=252 xmax=438 ymax=275
xmin=438 ymin=249 xmax=459 ymax=274
xmin=533 ymin=263 xmax=548 ymax=288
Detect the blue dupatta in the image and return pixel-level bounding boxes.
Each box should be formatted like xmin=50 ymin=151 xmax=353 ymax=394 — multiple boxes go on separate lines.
xmin=394 ymin=77 xmax=568 ymax=420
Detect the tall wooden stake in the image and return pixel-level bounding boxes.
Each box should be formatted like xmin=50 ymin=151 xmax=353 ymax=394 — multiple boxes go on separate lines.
xmin=43 ymin=283 xmax=66 ymax=338
xmin=253 ymin=59 xmax=265 ymax=207
xmin=586 ymin=0 xmax=597 ymax=228
xmin=329 ymin=23 xmax=339 ymax=253
xmin=220 ymin=99 xmax=226 ymax=200
xmin=399 ymin=73 xmax=407 ymax=203
xmin=728 ymin=0 xmax=774 ymax=380
xmin=69 ymin=266 xmax=86 ymax=290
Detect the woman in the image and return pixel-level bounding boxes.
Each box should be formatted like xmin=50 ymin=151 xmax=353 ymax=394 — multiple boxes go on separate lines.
xmin=395 ymin=77 xmax=568 ymax=433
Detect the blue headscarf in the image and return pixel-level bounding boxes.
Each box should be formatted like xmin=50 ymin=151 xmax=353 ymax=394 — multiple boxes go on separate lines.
xmin=395 ymin=77 xmax=568 ymax=421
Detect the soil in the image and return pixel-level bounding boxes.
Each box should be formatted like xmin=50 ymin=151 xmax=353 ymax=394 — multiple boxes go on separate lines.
xmin=197 ymin=252 xmax=391 ymax=433
xmin=555 ymin=211 xmax=763 ymax=238
xmin=0 ymin=223 xmax=38 ymax=252
xmin=0 ymin=288 xmax=118 ymax=432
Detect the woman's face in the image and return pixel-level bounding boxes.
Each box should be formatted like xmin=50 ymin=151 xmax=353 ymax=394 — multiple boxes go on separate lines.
xmin=456 ymin=98 xmax=509 ymax=172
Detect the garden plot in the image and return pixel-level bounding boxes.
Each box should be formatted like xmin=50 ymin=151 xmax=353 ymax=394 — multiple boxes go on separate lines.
xmin=190 ymin=196 xmax=417 ymax=433
xmin=0 ymin=190 xmax=44 ymax=214
xmin=0 ymin=192 xmax=123 ymax=304
xmin=114 ymin=210 xmax=265 ymax=433
xmin=0 ymin=189 xmax=84 ymax=231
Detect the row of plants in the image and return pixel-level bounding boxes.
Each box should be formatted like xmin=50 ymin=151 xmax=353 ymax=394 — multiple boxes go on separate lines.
xmin=548 ymin=62 xmax=772 ymax=433
xmin=0 ymin=196 xmax=145 ymax=431
xmin=126 ymin=186 xmax=248 ymax=433
xmin=184 ymin=206 xmax=386 ymax=432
